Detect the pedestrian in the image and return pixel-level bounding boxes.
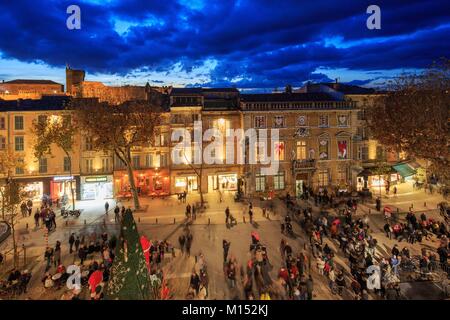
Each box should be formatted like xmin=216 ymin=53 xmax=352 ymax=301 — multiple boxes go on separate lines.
xmin=223 ymin=240 xmax=231 ymax=263
xmin=114 ymin=205 xmax=120 ymax=222
xmin=78 ymin=245 xmax=87 ymax=265
xmin=225 ymin=207 xmax=230 ymax=225
xmin=27 ymin=199 xmax=33 ymax=216
xmin=34 ymin=210 xmax=40 ymax=228
xmin=69 ymin=233 xmax=75 ymax=254
xmin=393 ymin=186 xmax=397 ymax=197
xmin=44 ymin=246 xmax=54 ymax=272
xmin=306 ymin=275 xmax=314 ymax=300
xmin=178 ymin=234 xmax=186 ymax=254
xmin=20 ymin=202 xmax=27 ymax=218
xmin=185 ymin=233 xmax=193 ymax=257
xmin=249 ymin=209 xmax=253 ymax=224
xmin=74 ymin=236 xmax=81 ymax=253
xmin=54 ymin=241 xmax=61 ymax=267
xmin=105 ymin=201 xmax=109 ymax=214
xmin=376 ymin=197 xmax=381 ymax=212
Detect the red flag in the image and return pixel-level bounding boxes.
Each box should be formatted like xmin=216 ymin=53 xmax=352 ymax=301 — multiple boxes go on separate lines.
xmin=140 ymin=235 xmax=151 ymax=271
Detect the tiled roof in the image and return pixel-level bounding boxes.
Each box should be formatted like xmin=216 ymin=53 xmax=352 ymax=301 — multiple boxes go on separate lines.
xmin=202 ymin=88 xmax=239 ymax=93
xmin=170 ymin=87 xmax=203 ymax=95
xmin=3 ymin=79 xmax=62 ymax=85
xmin=0 ymin=96 xmax=70 ymax=111
xmin=320 ymin=83 xmax=378 ymax=95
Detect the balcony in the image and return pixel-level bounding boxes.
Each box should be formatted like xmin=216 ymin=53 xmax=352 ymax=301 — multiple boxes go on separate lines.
xmin=292 ymin=159 xmax=316 ymax=171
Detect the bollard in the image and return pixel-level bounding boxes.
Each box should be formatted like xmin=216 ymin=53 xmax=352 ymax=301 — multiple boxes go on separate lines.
xmin=156 ymin=218 xmax=158 ymax=224
xmin=424 ymin=202 xmax=426 ymax=207
xmin=173 ymin=218 xmax=176 ymax=224
xmin=138 ymin=217 xmax=140 ymax=223
xmin=208 ymin=218 xmax=211 ymax=225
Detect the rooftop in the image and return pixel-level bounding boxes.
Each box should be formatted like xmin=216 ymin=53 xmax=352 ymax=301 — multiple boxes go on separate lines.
xmin=240 ymin=92 xmax=337 ymax=102
xmin=2 ymin=79 xmax=62 ymax=85
xmin=0 ymin=95 xmax=71 ymax=111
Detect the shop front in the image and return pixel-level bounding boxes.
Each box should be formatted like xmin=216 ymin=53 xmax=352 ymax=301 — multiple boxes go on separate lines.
xmin=174 ymin=175 xmax=198 ymax=194
xmin=15 ymin=177 xmax=51 ymax=201
xmin=51 ymin=176 xmax=80 ymax=201
xmin=20 ymin=181 xmax=44 ymax=201
xmin=114 ymin=169 xmax=170 ymax=197
xmin=207 ymin=173 xmax=238 ymax=192
xmin=81 ymin=175 xmax=113 ymax=200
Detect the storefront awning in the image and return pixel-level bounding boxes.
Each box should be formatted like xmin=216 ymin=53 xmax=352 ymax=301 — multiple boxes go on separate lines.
xmin=393 ymin=163 xmax=416 ymax=178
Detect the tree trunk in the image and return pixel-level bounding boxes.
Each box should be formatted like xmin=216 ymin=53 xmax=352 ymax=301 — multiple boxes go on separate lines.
xmin=65 ymin=151 xmax=76 ymax=211
xmin=198 ymin=165 xmax=204 ymax=206
xmin=11 ymin=215 xmax=17 ymax=268
xmin=125 ymin=149 xmax=140 ymax=210
xmin=0 ymin=189 xmax=4 ymax=221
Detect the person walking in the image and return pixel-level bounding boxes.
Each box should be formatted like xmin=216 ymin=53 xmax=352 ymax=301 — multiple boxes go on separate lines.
xmin=74 ymin=236 xmax=81 ymax=253
xmin=225 ymin=207 xmax=230 ymax=225
xmin=44 ymin=246 xmax=54 ymax=272
xmin=114 ymin=205 xmax=120 ymax=222
xmin=249 ymin=208 xmax=254 ymax=224
xmin=306 ymin=275 xmax=314 ymax=300
xmin=69 ymin=233 xmax=75 ymax=254
xmin=34 ymin=210 xmax=40 ymax=228
xmin=178 ymin=234 xmax=186 ymax=254
xmin=104 ymin=201 xmax=110 ymax=214
xmin=223 ymin=240 xmax=231 ymax=263
xmin=185 ymin=233 xmax=193 ymax=257
xmin=54 ymin=241 xmax=61 ymax=267
xmin=78 ymin=245 xmax=87 ymax=265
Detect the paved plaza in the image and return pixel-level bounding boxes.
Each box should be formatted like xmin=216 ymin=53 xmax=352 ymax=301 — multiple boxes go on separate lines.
xmin=0 ymin=186 xmax=448 ymax=300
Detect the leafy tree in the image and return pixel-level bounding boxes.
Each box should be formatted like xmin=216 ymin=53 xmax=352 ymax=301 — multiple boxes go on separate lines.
xmin=1 ymin=178 xmax=24 ymax=267
xmin=105 ymin=209 xmax=151 ymax=300
xmin=0 ymin=150 xmax=18 ymax=220
xmin=71 ymin=98 xmax=162 ymax=209
xmin=32 ymin=114 xmax=77 ymax=210
xmin=367 ymin=58 xmax=450 ymax=183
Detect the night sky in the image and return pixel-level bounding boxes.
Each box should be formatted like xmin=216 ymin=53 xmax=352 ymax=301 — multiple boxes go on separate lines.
xmin=0 ymin=0 xmax=449 ymax=91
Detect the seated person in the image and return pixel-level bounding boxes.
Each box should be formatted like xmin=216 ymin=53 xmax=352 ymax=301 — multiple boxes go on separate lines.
xmin=8 ymin=269 xmax=21 ymax=284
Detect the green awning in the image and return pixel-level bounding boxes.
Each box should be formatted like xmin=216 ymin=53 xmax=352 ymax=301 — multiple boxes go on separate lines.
xmin=393 ymin=163 xmax=416 ymax=178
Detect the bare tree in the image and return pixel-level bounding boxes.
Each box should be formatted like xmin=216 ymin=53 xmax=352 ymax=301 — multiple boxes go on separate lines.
xmin=367 ymin=58 xmax=450 ymax=183
xmin=71 ymin=98 xmax=163 ymax=209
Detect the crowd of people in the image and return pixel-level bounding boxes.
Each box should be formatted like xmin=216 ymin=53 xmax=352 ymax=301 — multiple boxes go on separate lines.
xmin=42 ymin=230 xmax=117 ymax=300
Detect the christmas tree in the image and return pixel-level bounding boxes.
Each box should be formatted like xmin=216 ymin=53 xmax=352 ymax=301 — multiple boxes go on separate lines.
xmin=105 ymin=209 xmax=151 ymax=300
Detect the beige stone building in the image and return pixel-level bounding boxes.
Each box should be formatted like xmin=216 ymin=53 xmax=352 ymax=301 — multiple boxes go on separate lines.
xmin=0 ymin=96 xmax=81 ymax=201
xmin=0 ymin=79 xmax=65 ymax=100
xmin=168 ymin=88 xmax=243 ymax=195
xmin=241 ymin=92 xmax=359 ymax=198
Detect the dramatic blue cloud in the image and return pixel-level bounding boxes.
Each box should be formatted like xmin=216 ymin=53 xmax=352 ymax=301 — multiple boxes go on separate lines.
xmin=0 ymin=0 xmax=449 ymax=90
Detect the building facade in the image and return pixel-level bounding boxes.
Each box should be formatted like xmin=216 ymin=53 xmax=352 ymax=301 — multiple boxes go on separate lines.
xmin=241 ymin=92 xmax=359 ymax=198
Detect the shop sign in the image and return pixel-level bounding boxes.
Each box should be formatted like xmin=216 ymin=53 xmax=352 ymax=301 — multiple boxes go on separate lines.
xmin=85 ymin=176 xmax=108 ymax=183
xmin=54 ymin=176 xmax=74 ymax=181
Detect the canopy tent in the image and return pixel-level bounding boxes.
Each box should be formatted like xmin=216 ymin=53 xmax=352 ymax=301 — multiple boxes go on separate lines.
xmin=357 ymin=166 xmax=397 ymax=177
xmin=392 ymin=163 xmax=416 ymax=178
